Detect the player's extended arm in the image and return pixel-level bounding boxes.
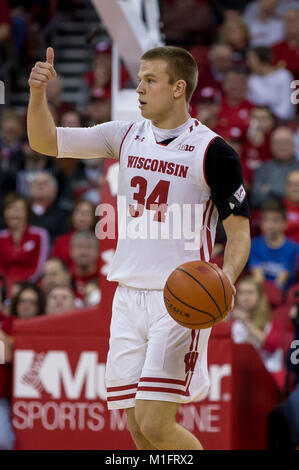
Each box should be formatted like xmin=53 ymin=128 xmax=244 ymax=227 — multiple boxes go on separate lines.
xmin=222 ymin=214 xmax=251 ymax=285
xmin=27 ymin=47 xmax=58 ymax=156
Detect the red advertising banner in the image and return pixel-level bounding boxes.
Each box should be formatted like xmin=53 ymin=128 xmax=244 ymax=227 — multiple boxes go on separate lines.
xmin=11 ymin=313 xmax=279 ymax=450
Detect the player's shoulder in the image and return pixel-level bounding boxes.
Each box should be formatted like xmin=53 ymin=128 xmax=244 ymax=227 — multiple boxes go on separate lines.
xmin=192 ymin=120 xmax=221 ymax=145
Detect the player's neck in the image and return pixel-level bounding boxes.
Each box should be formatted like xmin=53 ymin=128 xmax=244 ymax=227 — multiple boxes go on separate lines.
xmin=151 ymin=107 xmax=190 ymax=130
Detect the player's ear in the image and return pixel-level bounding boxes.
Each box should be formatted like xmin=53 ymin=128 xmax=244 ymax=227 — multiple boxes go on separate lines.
xmin=173 ymin=80 xmax=186 ymax=99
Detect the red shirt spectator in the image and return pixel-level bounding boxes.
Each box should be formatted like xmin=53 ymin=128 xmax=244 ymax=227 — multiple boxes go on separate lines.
xmin=0 ymin=194 xmax=49 ymax=295
xmin=69 ymin=231 xmax=100 ymax=300
xmin=51 ymin=199 xmax=97 ymax=267
xmin=217 ymin=96 xmax=253 ymax=136
xmin=216 ymin=68 xmax=253 ymax=137
xmin=272 ymin=9 xmax=299 ymax=80
xmin=192 ymin=44 xmax=233 ymax=104
xmin=84 ymin=41 xmax=130 ymax=100
xmin=240 ymin=106 xmax=274 ymax=186
xmin=71 ymin=269 xmax=99 ymax=300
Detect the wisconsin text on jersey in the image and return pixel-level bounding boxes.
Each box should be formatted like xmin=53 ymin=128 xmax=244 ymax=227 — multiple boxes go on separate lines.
xmin=127 ymin=155 xmax=189 ymax=178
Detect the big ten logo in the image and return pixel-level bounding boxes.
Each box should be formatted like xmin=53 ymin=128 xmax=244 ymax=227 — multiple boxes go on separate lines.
xmin=0 ymin=81 xmax=4 ymax=104
xmin=13 ymin=350 xmax=106 ymax=400
xmin=291 ymin=80 xmax=299 ymax=105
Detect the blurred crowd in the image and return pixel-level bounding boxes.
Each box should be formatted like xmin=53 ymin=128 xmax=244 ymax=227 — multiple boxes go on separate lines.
xmin=0 ymin=0 xmax=299 ymax=450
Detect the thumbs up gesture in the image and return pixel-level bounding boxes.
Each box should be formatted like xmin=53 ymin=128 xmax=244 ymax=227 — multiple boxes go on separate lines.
xmin=28 ymin=47 xmax=57 ymax=89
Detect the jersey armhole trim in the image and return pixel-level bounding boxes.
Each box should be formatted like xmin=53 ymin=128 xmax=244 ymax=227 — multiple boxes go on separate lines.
xmin=203 ymin=136 xmax=218 ymax=188
xmin=119 ymin=123 xmax=134 ymax=160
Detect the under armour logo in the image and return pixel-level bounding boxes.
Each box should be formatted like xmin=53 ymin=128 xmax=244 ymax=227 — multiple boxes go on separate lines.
xmin=135 ymin=135 xmax=145 ymax=142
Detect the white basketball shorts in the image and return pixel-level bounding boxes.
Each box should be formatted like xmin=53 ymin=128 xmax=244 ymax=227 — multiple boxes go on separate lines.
xmin=105 ymin=285 xmax=211 ymax=409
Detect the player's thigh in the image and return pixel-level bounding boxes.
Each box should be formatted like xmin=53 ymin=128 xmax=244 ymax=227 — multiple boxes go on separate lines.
xmin=106 ymin=286 xmax=147 ymax=382
xmin=135 ymin=399 xmax=179 ymax=428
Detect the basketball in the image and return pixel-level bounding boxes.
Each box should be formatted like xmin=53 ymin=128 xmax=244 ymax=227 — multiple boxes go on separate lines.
xmin=163 ymin=260 xmax=234 ymax=329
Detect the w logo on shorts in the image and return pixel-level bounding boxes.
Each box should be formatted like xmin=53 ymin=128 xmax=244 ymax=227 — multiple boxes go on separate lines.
xmin=184 ymin=351 xmax=199 ymax=374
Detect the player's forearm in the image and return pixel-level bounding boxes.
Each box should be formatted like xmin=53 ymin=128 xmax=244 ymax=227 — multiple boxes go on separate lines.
xmin=27 ymin=89 xmax=58 ymax=157
xmin=222 ymin=220 xmax=251 ymax=284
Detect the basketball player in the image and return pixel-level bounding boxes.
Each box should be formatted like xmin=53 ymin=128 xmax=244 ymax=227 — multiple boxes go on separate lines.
xmin=27 ymin=46 xmax=251 ymax=450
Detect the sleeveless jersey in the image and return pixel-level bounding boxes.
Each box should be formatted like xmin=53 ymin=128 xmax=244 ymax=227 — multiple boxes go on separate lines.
xmin=107 ymin=118 xmax=219 ymax=289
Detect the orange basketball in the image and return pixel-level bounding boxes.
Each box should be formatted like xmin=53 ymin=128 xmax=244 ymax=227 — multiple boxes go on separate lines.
xmin=163 ymin=260 xmax=233 ymax=329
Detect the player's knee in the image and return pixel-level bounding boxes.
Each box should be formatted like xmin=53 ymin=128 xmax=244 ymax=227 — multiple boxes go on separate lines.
xmin=135 ymin=411 xmax=168 ymax=446
xmin=126 ymin=409 xmax=143 ymax=440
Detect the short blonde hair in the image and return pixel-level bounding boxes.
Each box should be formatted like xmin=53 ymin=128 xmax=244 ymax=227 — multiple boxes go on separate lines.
xmin=141 ymin=46 xmax=198 ymax=103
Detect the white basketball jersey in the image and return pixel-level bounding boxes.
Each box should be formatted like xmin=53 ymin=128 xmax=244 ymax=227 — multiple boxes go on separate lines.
xmin=107 ymin=118 xmax=219 ymax=289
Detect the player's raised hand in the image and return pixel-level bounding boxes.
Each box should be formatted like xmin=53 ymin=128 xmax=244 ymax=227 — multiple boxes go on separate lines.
xmin=28 ymin=47 xmax=57 ymax=90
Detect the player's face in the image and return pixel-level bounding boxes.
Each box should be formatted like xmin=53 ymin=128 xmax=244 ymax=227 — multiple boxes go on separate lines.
xmin=136 ymin=59 xmax=177 ymax=124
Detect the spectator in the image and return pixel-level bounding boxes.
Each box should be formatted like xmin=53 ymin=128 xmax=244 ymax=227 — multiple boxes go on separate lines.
xmin=51 ymin=199 xmax=97 ymax=267
xmin=0 ymin=110 xmax=25 ymax=172
xmin=241 ymin=106 xmax=275 ymax=187
xmin=0 ymin=327 xmax=14 ymax=450
xmin=46 ymin=76 xmax=74 ymax=124
xmin=231 ymin=275 xmax=287 ymax=385
xmin=272 ymin=8 xmax=299 ymax=80
xmin=55 ymin=110 xmax=82 ymax=188
xmin=243 ymin=0 xmax=285 ymax=47
xmin=218 ymin=17 xmax=250 ymax=65
xmin=70 ymin=231 xmax=99 ymax=299
xmin=0 ymin=193 xmax=50 ymax=295
xmin=83 ymin=42 xmax=112 ymax=101
xmin=85 ymin=96 xmax=111 ymax=126
xmin=192 ymin=44 xmax=233 ymax=104
xmin=60 ymin=110 xmax=82 ymax=127
xmin=251 ymin=126 xmax=299 ymax=208
xmin=0 ymin=274 xmax=9 ymax=323
xmin=160 ymin=0 xmax=213 ymax=46
xmin=247 ymin=46 xmax=295 ymax=121
xmin=194 ymin=87 xmax=222 ymax=130
xmin=248 ymin=199 xmax=299 ymax=291
xmin=29 ymin=171 xmax=69 ymax=242
xmin=46 ymin=285 xmax=76 ymax=315
xmin=0 ymin=272 xmax=13 ymax=450
xmin=16 ymin=142 xmax=49 ymax=197
xmin=71 ymin=159 xmax=105 ymax=204
xmin=284 ymin=170 xmax=299 ymax=244
xmin=40 ymin=258 xmax=71 ymax=294
xmin=283 ymin=304 xmax=299 ymax=449
xmin=0 ymin=282 xmax=45 ymax=449
xmin=11 ymin=283 xmax=46 ymax=319
xmin=83 ymin=41 xmax=130 ymax=102
xmin=84 ymin=280 xmax=101 ymax=307
xmin=217 ymin=67 xmax=253 ymax=135
xmin=230 ymin=276 xmax=270 ymax=348
xmin=0 ymin=0 xmax=13 ymax=86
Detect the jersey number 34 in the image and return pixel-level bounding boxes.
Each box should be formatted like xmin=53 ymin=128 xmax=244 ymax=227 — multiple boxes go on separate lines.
xmin=129 ymin=176 xmax=170 ymax=222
